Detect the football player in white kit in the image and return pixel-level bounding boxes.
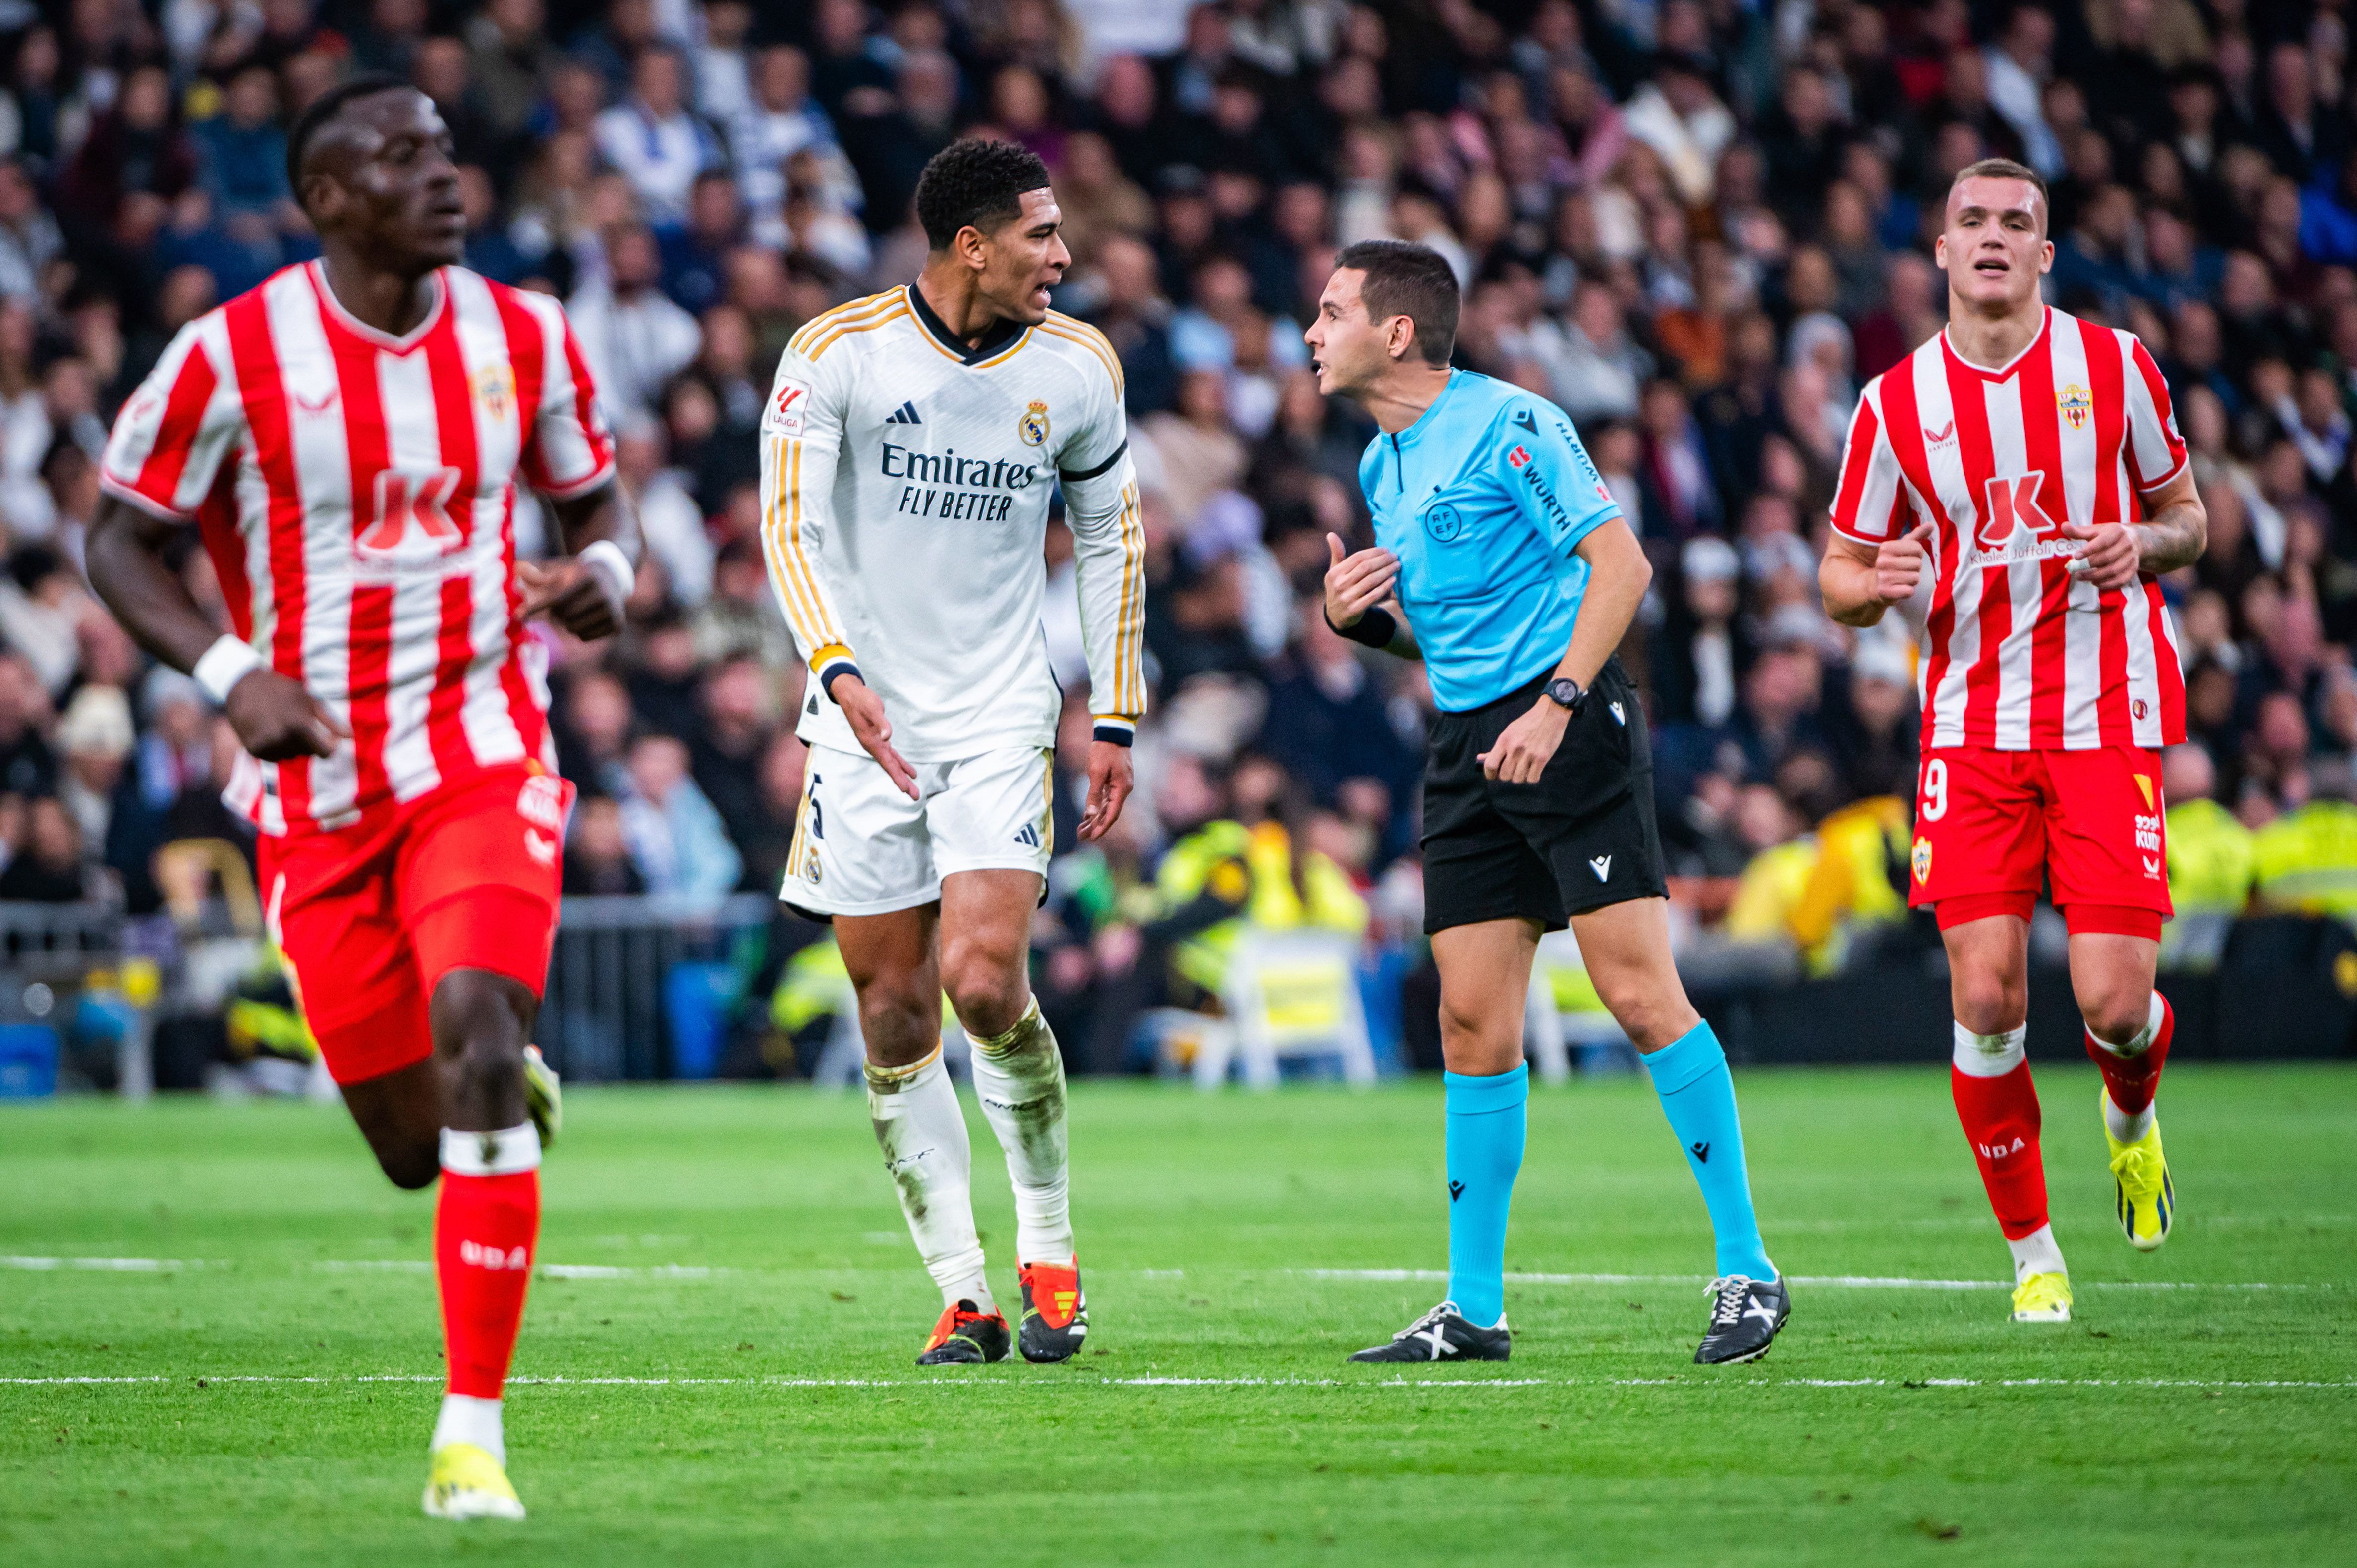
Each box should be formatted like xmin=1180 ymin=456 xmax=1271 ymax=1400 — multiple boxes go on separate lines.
xmin=759 ymin=140 xmax=1144 ymax=1364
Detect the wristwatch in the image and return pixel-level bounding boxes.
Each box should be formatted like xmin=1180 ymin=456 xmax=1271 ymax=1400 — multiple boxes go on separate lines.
xmin=1543 ymin=676 xmax=1587 ymax=713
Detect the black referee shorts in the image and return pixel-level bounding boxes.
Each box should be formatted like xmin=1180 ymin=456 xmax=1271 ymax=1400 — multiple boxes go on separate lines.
xmin=1420 ymin=656 xmax=1669 ymax=936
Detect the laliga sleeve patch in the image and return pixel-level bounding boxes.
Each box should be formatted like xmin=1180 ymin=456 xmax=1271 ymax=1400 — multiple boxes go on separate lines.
xmin=764 ymin=376 xmax=813 ymax=436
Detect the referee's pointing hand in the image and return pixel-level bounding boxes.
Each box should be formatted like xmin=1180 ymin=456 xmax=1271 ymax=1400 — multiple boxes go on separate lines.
xmin=1324 ymin=533 xmax=1399 ymax=630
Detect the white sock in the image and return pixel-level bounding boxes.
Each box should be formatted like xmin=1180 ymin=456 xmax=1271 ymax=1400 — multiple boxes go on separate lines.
xmin=966 ymin=998 xmax=1075 ymax=1267
xmin=1951 ymin=1020 xmax=2027 ymax=1077
xmin=430 ymin=1393 xmax=504 ymax=1465
xmin=865 ymin=1047 xmax=993 ymax=1310
xmin=2006 ymin=1222 xmax=2067 ymax=1284
xmin=2103 ymin=1094 xmax=2155 ymax=1144
xmin=2088 ymin=995 xmax=2163 ymax=1142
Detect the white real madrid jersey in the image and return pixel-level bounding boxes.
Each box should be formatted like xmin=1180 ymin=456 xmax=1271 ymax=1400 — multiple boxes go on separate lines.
xmin=759 ymin=284 xmax=1147 ymax=761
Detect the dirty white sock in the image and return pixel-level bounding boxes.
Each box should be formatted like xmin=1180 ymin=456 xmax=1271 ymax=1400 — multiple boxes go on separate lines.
xmin=866 ymin=1046 xmax=992 ymax=1309
xmin=967 ymin=998 xmax=1075 ymax=1266
xmin=2006 ymin=1223 xmax=2067 ymax=1284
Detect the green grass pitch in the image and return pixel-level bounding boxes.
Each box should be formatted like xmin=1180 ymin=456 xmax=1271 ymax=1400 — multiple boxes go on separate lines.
xmin=3 ymin=1064 xmax=2352 ymax=1565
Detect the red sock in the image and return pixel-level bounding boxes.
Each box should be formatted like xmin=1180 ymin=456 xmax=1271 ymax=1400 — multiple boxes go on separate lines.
xmin=2085 ymin=994 xmax=2172 ymax=1116
xmin=1951 ymin=1061 xmax=2049 ymax=1241
xmin=435 ymin=1133 xmax=541 ymax=1400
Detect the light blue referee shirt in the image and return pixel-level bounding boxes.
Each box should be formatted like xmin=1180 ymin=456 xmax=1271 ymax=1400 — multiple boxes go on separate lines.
xmin=1358 ymin=369 xmax=1624 ymax=712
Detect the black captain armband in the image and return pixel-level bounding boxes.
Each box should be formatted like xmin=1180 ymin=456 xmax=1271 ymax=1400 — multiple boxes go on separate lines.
xmin=1325 ymin=604 xmax=1398 ymax=650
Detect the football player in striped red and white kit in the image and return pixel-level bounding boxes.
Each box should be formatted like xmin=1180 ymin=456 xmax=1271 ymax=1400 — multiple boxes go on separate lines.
xmin=1821 ymin=159 xmax=2207 ymax=1326
xmin=86 ymin=77 xmax=639 ymax=1519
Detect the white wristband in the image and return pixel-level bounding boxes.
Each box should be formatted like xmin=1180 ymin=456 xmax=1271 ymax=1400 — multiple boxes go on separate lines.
xmin=192 ymin=635 xmax=264 ymax=706
xmin=578 ymin=540 xmax=636 ymax=615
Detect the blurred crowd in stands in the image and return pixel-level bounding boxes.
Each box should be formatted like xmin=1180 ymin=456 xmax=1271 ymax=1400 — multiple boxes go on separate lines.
xmin=2 ymin=0 xmax=2357 ymax=1077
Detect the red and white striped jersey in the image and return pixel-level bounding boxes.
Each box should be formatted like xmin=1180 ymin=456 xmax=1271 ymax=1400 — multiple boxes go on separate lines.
xmin=1830 ymin=306 xmax=2189 ymax=751
xmin=101 ymin=261 xmax=614 ymax=835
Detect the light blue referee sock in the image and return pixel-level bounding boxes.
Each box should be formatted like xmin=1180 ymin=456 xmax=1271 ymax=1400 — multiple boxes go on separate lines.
xmin=1443 ymin=1062 xmax=1528 ymax=1328
xmin=1644 ymin=1022 xmax=1776 ymax=1282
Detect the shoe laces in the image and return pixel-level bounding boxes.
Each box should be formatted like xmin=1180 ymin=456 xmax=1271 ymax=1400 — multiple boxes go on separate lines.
xmin=1394 ymin=1301 xmax=1456 ymax=1341
xmin=2110 ymin=1141 xmax=2157 ymax=1189
xmin=1706 ymin=1276 xmax=1754 ymax=1328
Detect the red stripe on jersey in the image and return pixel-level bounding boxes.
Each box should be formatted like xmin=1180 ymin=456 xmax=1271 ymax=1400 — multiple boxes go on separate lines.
xmin=2148 ymin=581 xmax=2187 ymax=741
xmin=421 ymin=315 xmax=481 ymax=783
xmin=133 ymin=342 xmax=218 ymax=512
xmin=2084 ymin=322 xmax=2132 ymax=745
xmin=552 ymin=313 xmax=613 ymax=487
xmin=1878 ymin=365 xmax=1950 ymax=735
xmin=1829 ymin=394 xmax=1881 ymax=540
xmin=321 ymin=302 xmax=397 ymax=815
xmin=487 ymin=292 xmax=550 ymax=761
xmin=196 ymin=478 xmax=253 ymax=643
xmin=2016 ymin=334 xmax=2069 ymax=747
xmin=222 ymin=289 xmax=311 ymax=824
xmin=1945 ymin=343 xmax=2005 ymax=747
xmin=495 ymin=487 xmax=545 ymax=764
xmin=2129 ymin=338 xmax=2188 ymax=489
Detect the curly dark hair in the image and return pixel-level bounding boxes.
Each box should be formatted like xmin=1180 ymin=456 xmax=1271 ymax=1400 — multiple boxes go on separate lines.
xmin=914 ymin=139 xmax=1052 ymax=251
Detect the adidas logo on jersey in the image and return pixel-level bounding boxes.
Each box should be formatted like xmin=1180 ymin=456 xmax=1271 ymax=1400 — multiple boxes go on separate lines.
xmin=884 ymin=400 xmax=922 ymax=425
xmin=1013 ymin=822 xmax=1042 ymax=848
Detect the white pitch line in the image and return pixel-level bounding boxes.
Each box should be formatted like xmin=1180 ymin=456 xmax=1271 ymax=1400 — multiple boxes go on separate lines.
xmin=1298 ymin=1268 xmax=2332 ymax=1292
xmin=0 ymin=1255 xmax=211 ymax=1272
xmin=1 ymin=1373 xmax=2350 ymax=1391
xmin=3 ymin=1255 xmax=2339 ymax=1292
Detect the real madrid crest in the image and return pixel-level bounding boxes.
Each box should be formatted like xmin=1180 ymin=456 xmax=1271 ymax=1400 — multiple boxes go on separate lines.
xmin=2056 ymin=382 xmax=2091 ymax=432
xmin=1018 ymin=399 xmax=1050 ymax=447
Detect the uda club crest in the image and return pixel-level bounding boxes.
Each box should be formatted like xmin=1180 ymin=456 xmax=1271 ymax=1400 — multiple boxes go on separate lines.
xmin=1018 ymin=399 xmax=1051 ymax=447
xmin=2056 ymin=382 xmax=2092 ymax=432
xmin=1911 ymin=836 xmax=1933 ymax=884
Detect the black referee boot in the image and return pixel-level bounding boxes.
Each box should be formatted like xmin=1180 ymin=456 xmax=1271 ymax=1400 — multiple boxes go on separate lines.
xmin=1347 ymin=1301 xmax=1512 ymax=1363
xmin=1694 ymin=1274 xmax=1791 ymax=1364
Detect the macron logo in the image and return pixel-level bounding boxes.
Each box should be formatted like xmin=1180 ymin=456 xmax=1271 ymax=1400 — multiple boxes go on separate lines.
xmin=885 ymin=400 xmax=922 ymax=425
xmin=1590 ymin=854 xmax=1611 ymax=882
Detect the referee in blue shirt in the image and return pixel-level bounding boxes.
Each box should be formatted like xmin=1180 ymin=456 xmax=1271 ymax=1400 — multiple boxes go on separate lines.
xmin=1307 ymin=242 xmax=1790 ymax=1365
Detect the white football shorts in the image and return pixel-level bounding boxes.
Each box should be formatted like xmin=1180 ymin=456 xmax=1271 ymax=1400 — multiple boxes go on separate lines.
xmin=780 ymin=743 xmax=1055 ymax=917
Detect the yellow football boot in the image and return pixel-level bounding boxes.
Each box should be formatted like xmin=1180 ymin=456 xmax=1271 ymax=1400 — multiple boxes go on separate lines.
xmin=2105 ymin=1090 xmax=2173 ymax=1251
xmin=523 ymin=1044 xmax=561 ymax=1149
xmin=2010 ymin=1271 xmax=2073 ymax=1323
xmin=422 ymin=1442 xmax=526 ymax=1521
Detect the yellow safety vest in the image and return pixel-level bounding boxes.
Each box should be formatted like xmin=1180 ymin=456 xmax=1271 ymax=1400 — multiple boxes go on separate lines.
xmin=2252 ymin=801 xmax=2357 ymax=921
xmin=2165 ymin=798 xmax=2255 ymax=915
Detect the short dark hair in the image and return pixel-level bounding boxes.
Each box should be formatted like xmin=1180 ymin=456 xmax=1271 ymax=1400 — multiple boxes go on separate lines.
xmin=914 ymin=139 xmax=1052 ymax=251
xmin=1333 ymin=239 xmax=1459 ymax=365
xmin=1949 ymin=157 xmax=2052 ymax=234
xmin=285 ymin=72 xmax=414 ymax=201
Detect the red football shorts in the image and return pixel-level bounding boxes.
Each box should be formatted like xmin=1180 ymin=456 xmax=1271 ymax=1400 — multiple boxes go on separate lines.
xmin=1908 ymin=745 xmax=2171 ymax=939
xmin=260 ymin=764 xmax=574 ymax=1085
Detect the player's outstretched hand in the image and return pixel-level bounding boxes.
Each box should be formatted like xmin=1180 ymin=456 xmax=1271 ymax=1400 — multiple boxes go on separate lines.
xmin=832 ymin=675 xmax=919 ymax=800
xmin=518 ymin=558 xmax=625 ymax=642
xmin=223 ymin=668 xmax=349 ymax=761
xmin=1874 ymin=519 xmax=1936 ymax=605
xmin=1478 ymin=697 xmax=1571 ymax=785
xmin=2060 ymin=517 xmax=2139 ymax=591
xmin=1077 ymin=739 xmax=1134 ymax=842
xmin=1324 ymin=532 xmax=1399 ymax=630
